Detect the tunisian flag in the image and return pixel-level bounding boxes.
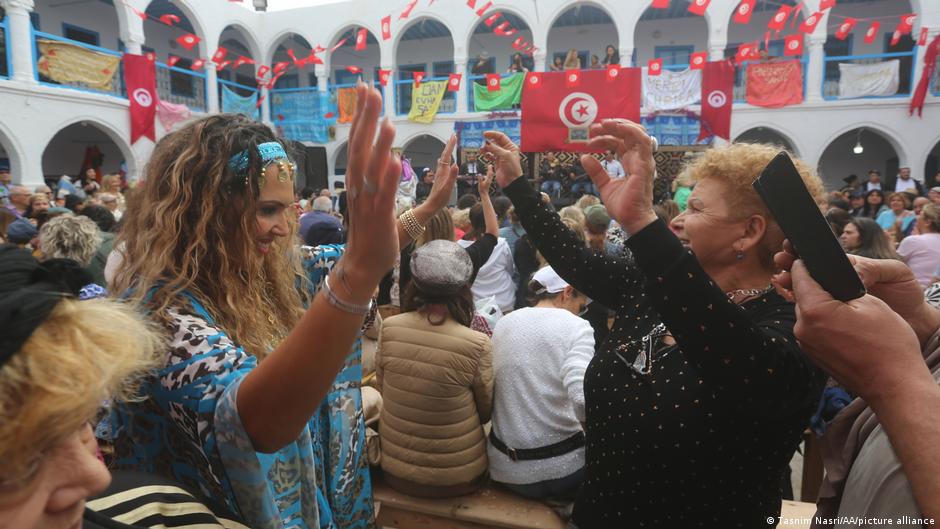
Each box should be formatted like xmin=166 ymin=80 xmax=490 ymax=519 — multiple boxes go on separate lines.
xmin=123 ymin=53 xmax=156 ymax=144
xmin=521 ymin=68 xmax=640 ymax=153
xmin=911 ymin=34 xmax=940 ymax=117
xmin=699 ymin=60 xmax=734 ymax=141
xmin=747 ymin=60 xmax=803 ymax=108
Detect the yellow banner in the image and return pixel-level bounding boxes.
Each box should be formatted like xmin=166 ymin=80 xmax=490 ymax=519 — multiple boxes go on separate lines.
xmin=37 ymin=39 xmax=121 ymax=92
xmin=407 ymin=80 xmax=448 ymax=124
xmin=337 ymin=87 xmax=358 ymax=124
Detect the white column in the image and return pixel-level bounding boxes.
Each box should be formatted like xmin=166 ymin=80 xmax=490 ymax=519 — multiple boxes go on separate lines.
xmin=381 ymin=63 xmax=395 ymax=117
xmin=806 ymin=36 xmax=826 ymax=102
xmin=260 ymin=85 xmax=271 ymax=123
xmin=621 ymin=47 xmax=634 ymax=67
xmin=206 ymin=67 xmax=220 ymax=113
xmin=455 ymin=56 xmax=468 ymax=114
xmin=315 ymin=64 xmax=328 ymax=92
xmin=708 ymin=45 xmax=725 ymax=62
xmin=6 ymin=0 xmax=37 ymax=83
xmin=533 ymin=51 xmax=547 ymax=72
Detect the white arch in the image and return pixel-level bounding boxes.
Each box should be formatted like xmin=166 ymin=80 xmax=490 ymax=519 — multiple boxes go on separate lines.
xmin=918 ymin=133 xmax=940 ymax=181
xmin=734 ymin=124 xmax=802 ymax=157
xmin=219 ymin=21 xmax=264 ymax=65
xmin=141 ymin=0 xmax=210 ymax=55
xmin=462 ymin=6 xmax=536 ymax=55
xmin=819 ymin=122 xmax=909 ymax=167
xmin=330 ymin=140 xmax=348 ymax=171
xmin=0 ymin=120 xmax=27 ymax=185
xmin=634 ymin=0 xmax=711 ymax=56
xmin=545 ymin=0 xmax=621 ymax=36
xmin=326 ymin=22 xmax=378 ymax=51
xmin=264 ymin=30 xmax=314 ymax=68
xmin=399 ymin=132 xmax=448 ymax=152
xmin=41 ymin=117 xmax=139 ymax=184
xmin=393 ymin=15 xmax=457 ymax=64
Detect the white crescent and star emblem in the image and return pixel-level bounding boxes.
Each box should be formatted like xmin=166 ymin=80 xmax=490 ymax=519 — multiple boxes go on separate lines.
xmin=489 ymin=78 xmax=497 ymax=86
xmin=707 ymin=90 xmax=727 ymax=108
xmin=775 ymin=12 xmax=786 ymax=23
xmin=558 ymin=92 xmax=598 ymax=129
xmin=693 ymin=56 xmax=704 ymax=65
xmin=568 ymin=73 xmax=578 ymax=82
xmin=651 ymin=63 xmax=660 ymax=71
xmin=806 ymin=15 xmax=817 ymax=25
xmin=695 ymin=0 xmax=705 ymax=5
xmin=530 ymin=76 xmax=539 ymax=84
xmin=609 ymin=68 xmax=619 ymax=77
xmin=905 ymin=16 xmax=915 ymax=26
xmin=841 ymin=23 xmax=850 ymax=33
xmin=867 ymin=27 xmax=875 ymax=36
xmin=133 ymin=88 xmax=153 ymax=108
xmin=739 ymin=4 xmax=750 ymax=15
xmin=788 ymin=40 xmax=799 ymax=49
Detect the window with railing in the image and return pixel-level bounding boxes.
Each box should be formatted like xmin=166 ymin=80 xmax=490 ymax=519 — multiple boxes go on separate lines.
xmin=655 ymin=45 xmax=693 ymax=66
xmin=822 ymin=39 xmax=917 ymax=101
xmin=170 ymin=58 xmax=196 ymax=98
xmin=396 ymin=63 xmax=425 ymax=115
xmin=157 ymin=59 xmax=207 ymax=112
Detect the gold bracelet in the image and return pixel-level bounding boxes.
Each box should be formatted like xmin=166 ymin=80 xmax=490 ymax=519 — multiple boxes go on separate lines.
xmin=398 ymin=209 xmax=426 ymax=240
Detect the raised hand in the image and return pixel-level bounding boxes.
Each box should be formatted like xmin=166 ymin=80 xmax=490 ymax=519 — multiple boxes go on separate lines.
xmin=423 ymin=133 xmax=459 ymax=211
xmin=478 ymin=164 xmax=495 ymax=197
xmin=580 ymin=119 xmax=658 ymax=235
xmin=480 ymin=131 xmax=524 ymax=189
xmin=341 ymin=83 xmax=402 ymax=302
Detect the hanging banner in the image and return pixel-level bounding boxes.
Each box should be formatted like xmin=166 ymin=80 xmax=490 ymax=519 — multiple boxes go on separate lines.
xmin=37 ymin=39 xmax=121 ymax=91
xmin=336 ymin=87 xmax=359 ymax=124
xmin=838 ymin=60 xmax=899 ymax=99
xmin=746 ymin=60 xmax=803 ymax=108
xmin=271 ymin=90 xmax=336 ymax=143
xmin=123 ymin=53 xmax=157 ymax=144
xmin=472 ymin=73 xmax=525 ymax=111
xmin=156 ymin=99 xmax=192 ymax=131
xmin=455 ymin=119 xmax=521 ymax=149
xmin=221 ymin=85 xmax=259 ymax=119
xmin=642 ymin=67 xmax=701 ymax=111
xmin=407 ymin=80 xmax=448 ymax=123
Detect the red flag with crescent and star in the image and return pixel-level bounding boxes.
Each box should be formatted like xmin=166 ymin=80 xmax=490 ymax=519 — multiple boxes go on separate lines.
xmin=699 ymin=60 xmax=734 ymax=141
xmin=123 ymin=53 xmax=157 ymax=144
xmin=521 ymin=69 xmax=641 ymax=153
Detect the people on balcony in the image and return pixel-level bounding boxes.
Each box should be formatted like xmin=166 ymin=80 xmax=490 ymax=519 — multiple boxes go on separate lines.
xmin=507 ymin=53 xmax=530 ymax=74
xmin=550 ymin=56 xmax=565 ymax=72
xmin=601 ymin=45 xmax=620 ymax=67
xmin=563 ymin=49 xmax=581 ymax=70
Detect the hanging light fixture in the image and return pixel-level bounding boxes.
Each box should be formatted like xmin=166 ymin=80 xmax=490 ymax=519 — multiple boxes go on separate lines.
xmin=853 ymin=128 xmax=864 ymax=155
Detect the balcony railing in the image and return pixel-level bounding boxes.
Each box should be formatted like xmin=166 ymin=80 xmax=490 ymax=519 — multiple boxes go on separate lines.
xmin=822 ymin=50 xmax=917 ymax=100
xmin=394 ymin=77 xmax=456 ymax=116
xmin=1 ymin=17 xmax=10 ymax=79
xmin=157 ymin=61 xmax=207 ymax=113
xmin=218 ymin=77 xmax=259 ymax=119
xmin=733 ymin=57 xmax=809 ymax=104
xmin=32 ymin=28 xmax=125 ymax=98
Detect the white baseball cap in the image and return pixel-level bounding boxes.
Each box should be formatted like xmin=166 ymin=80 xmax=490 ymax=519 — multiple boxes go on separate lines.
xmin=532 ymin=266 xmax=570 ymax=294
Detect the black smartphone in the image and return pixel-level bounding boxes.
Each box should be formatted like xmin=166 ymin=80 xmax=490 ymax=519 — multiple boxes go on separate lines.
xmin=753 ymin=152 xmax=866 ymax=302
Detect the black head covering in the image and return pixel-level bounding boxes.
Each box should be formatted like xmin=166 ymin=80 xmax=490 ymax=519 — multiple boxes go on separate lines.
xmin=0 ymin=244 xmax=92 ymax=366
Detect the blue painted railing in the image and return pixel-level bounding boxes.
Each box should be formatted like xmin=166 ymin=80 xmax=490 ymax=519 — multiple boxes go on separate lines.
xmin=822 ymin=50 xmax=917 ymax=100
xmin=1 ymin=16 xmax=10 ymax=79
xmin=156 ymin=61 xmax=208 ymax=113
xmin=32 ymin=28 xmax=125 ymax=98
xmin=394 ymin=77 xmax=456 ymax=116
xmin=218 ymin=77 xmax=260 ymax=119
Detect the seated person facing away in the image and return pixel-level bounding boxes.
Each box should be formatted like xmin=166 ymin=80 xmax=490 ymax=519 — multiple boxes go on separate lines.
xmin=775 ymin=250 xmax=940 ymax=525
xmin=376 ymin=240 xmax=494 ymax=498
xmin=488 ymin=266 xmax=594 ymax=500
xmin=0 ymin=245 xmax=246 ymax=529
xmin=301 ymin=195 xmax=344 ymax=245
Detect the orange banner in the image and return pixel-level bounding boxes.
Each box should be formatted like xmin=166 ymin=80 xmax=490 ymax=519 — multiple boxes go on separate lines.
xmin=337 ymin=87 xmax=359 ymax=124
xmin=746 ymin=60 xmax=803 ymax=108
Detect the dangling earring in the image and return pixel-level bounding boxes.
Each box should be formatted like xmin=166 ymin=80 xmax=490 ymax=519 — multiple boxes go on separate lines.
xmin=736 ymin=250 xmax=744 ymax=260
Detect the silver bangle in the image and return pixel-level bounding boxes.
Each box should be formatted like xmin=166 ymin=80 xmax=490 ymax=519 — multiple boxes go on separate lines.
xmin=323 ymin=274 xmax=373 ymax=316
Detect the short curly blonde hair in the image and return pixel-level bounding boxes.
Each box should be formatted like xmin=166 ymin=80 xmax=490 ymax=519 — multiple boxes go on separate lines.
xmin=686 ymin=143 xmax=826 ymax=269
xmin=0 ymin=298 xmax=162 ymax=485
xmin=39 ymin=214 xmax=101 ymax=265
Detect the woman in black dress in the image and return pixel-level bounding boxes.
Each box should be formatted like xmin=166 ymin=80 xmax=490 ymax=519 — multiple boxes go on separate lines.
xmin=481 ymin=127 xmax=826 ymax=528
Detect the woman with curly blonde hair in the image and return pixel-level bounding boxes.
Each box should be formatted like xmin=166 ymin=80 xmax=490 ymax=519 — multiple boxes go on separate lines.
xmin=102 ymin=86 xmax=401 ymax=528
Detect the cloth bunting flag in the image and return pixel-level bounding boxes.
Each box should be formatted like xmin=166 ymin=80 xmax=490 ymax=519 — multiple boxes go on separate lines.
xmin=735 ymin=42 xmax=760 ymax=64
xmin=687 ymin=0 xmax=710 ymax=16
xmin=158 ymin=14 xmax=180 ymax=26
xmin=233 ymin=56 xmax=254 ymax=69
xmin=484 ymin=12 xmax=502 ymax=27
xmin=330 ymin=39 xmax=348 ymax=53
xmin=307 ymin=51 xmax=324 ymax=65
xmin=378 ymin=69 xmax=391 ymax=86
xmin=897 ymin=14 xmax=916 ymax=35
xmin=176 ymin=33 xmax=200 ymax=51
xmin=448 ymin=73 xmax=462 ymax=91
xmin=565 ymin=70 xmax=581 ymax=88
xmin=346 ymin=66 xmax=362 ymax=74
xmin=413 ymin=71 xmax=424 ymax=87
xmin=473 ymin=2 xmax=493 ymax=17
xmin=355 ymin=29 xmax=367 ymax=51
xmin=526 ymin=72 xmax=542 ymax=89
xmin=216 ymin=60 xmax=231 ymax=72
xmin=287 ymin=49 xmax=305 ymax=68
xmin=123 ymin=53 xmax=157 ymax=144
xmin=784 ymin=34 xmax=804 ymax=56
xmin=835 ymin=18 xmax=857 ymax=40
xmin=864 ymin=22 xmax=880 ymax=44
xmin=733 ymin=0 xmax=756 ymax=24
xmin=156 ymin=99 xmax=191 ymax=132
xmin=474 ymin=73 xmax=524 ymax=111
xmin=820 ymin=0 xmax=836 ymax=9
xmin=606 ymin=65 xmax=620 ymax=81
xmin=485 ymin=74 xmax=501 ymax=91
xmin=257 ymin=65 xmax=270 ymax=78
xmin=132 ymin=7 xmax=147 ymax=20
xmin=167 ymin=55 xmax=180 ymax=67
xmin=651 ymin=0 xmax=669 ymax=8
xmin=191 ymin=59 xmax=205 ymax=71
xmin=911 ymin=34 xmax=940 ymax=117
xmin=920 ymin=28 xmax=930 ymax=47
xmin=274 ymin=61 xmax=290 ymax=74
xmin=381 ymin=16 xmax=392 ymax=40
xmin=494 ymin=22 xmax=516 ymax=37
xmin=648 ymin=58 xmax=663 ymax=76
xmin=699 ymin=60 xmax=734 ymax=141
xmin=400 ymin=0 xmax=418 ymax=19
xmin=145 ymin=52 xmax=156 ymax=62
xmin=212 ymin=47 xmax=228 ymax=64
xmin=690 ymin=51 xmax=707 ymax=70
xmin=747 ymin=60 xmax=803 ymax=108
xmin=798 ymin=12 xmax=824 ymax=34
xmin=890 ymin=31 xmax=902 ymax=47
xmin=768 ymin=6 xmax=792 ymax=31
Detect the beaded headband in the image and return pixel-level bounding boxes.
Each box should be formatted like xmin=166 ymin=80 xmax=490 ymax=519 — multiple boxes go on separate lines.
xmin=227 ymin=142 xmax=295 ymax=189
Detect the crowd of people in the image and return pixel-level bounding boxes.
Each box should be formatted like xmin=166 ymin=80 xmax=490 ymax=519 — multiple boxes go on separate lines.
xmin=2 ymin=83 xmax=940 ymax=529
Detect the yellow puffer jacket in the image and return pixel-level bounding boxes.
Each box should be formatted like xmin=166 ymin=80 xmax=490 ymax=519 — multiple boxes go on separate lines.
xmin=376 ymin=311 xmax=493 ymax=489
